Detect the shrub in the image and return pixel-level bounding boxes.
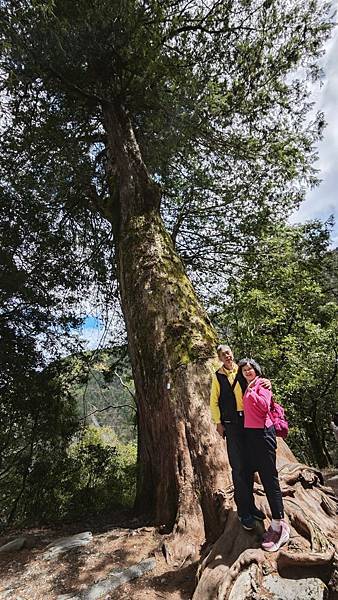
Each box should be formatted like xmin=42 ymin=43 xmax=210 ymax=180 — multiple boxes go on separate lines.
xmin=14 ymin=426 xmax=137 ymax=525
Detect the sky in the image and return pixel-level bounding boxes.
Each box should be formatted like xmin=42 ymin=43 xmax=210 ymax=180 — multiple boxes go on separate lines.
xmin=78 ymin=311 xmax=126 ymax=351
xmin=79 ymin=316 xmax=104 ymax=349
xmin=290 ymin=11 xmax=338 ymax=247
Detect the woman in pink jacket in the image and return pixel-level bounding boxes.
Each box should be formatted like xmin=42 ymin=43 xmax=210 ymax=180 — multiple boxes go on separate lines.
xmin=238 ymin=357 xmax=290 ymax=553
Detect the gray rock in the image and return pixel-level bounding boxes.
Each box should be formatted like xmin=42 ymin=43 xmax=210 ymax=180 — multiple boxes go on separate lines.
xmin=80 ymin=557 xmax=156 ymax=600
xmin=65 ymin=558 xmax=156 ymax=600
xmin=228 ymin=568 xmax=327 ymax=600
xmin=0 ymin=537 xmax=26 ymax=553
xmin=57 ymin=557 xmax=156 ymax=600
xmin=42 ymin=532 xmax=92 ymax=560
xmin=264 ymin=574 xmax=328 ymax=599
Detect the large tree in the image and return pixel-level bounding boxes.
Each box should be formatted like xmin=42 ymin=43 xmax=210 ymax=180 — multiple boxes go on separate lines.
xmin=1 ymin=1 xmax=337 ymax=596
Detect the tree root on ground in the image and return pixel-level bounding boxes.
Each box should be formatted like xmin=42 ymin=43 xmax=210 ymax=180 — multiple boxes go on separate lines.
xmin=216 ymin=548 xmax=266 ymax=600
xmin=160 ymin=491 xmax=205 ymax=568
xmin=278 ymin=462 xmax=324 ymax=487
xmin=192 ymin=458 xmax=338 ymax=599
xmin=277 ymin=548 xmax=335 ymax=570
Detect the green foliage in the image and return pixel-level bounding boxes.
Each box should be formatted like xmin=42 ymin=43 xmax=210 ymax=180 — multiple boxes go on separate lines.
xmin=213 ymin=221 xmax=338 ymax=466
xmin=0 ymin=176 xmax=115 ymax=527
xmin=44 ymin=426 xmax=136 ymax=521
xmin=0 ymin=0 xmax=334 ymax=282
xmin=0 ymin=338 xmax=137 ymax=527
xmin=67 ymin=427 xmax=136 ymax=516
xmin=65 ymin=346 xmax=137 ymax=442
xmin=1 ymin=425 xmax=137 ymax=526
xmin=0 ymin=362 xmax=80 ymax=528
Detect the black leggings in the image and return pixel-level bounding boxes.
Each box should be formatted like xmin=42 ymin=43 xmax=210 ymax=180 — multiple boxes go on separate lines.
xmin=245 ymin=426 xmax=284 ymax=519
xmin=223 ymin=416 xmax=255 ymax=516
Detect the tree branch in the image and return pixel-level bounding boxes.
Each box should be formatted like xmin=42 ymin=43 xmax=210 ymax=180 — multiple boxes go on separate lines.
xmin=113 ymin=370 xmax=136 ymax=403
xmin=80 ymin=403 xmax=136 ymax=421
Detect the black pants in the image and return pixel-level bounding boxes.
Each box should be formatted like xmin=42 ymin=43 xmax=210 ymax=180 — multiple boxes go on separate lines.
xmin=223 ymin=414 xmax=255 ymax=516
xmin=245 ymin=426 xmax=284 ymax=519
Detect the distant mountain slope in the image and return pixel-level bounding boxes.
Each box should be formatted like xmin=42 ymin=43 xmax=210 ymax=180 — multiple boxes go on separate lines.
xmin=64 ymin=345 xmax=136 ymax=442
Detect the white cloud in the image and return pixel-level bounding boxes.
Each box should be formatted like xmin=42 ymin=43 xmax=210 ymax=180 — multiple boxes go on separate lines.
xmin=76 ymin=309 xmax=126 ymax=351
xmin=78 ymin=325 xmax=105 ymax=350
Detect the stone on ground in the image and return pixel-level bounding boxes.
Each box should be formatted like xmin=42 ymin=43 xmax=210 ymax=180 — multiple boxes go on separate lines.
xmin=42 ymin=532 xmax=92 ymax=560
xmin=0 ymin=537 xmax=26 ymax=554
xmin=228 ymin=567 xmax=327 ymax=600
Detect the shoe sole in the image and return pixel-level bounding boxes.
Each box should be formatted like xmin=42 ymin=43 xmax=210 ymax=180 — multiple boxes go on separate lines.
xmin=262 ymin=533 xmax=290 ymax=552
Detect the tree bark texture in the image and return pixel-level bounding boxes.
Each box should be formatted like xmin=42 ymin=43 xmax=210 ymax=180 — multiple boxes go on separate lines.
xmin=102 ymin=102 xmax=232 ymax=556
xmin=101 ymin=102 xmax=338 ymax=594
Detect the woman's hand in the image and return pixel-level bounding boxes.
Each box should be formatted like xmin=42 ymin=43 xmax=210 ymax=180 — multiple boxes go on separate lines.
xmin=260 ymin=378 xmax=272 ymax=390
xmin=216 ymin=423 xmax=225 ymax=438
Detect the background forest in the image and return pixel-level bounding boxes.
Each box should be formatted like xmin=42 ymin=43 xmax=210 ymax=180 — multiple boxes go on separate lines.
xmin=0 ymin=0 xmax=337 ymax=531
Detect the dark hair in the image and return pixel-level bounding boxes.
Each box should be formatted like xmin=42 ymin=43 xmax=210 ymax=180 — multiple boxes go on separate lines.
xmin=238 ymin=357 xmax=263 ymax=377
xmin=333 ymin=413 xmax=338 ymax=427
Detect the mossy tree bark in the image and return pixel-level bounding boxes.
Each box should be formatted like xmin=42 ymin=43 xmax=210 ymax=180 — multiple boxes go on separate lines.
xmin=100 ymin=102 xmax=338 ymax=593
xmin=102 ymin=102 xmax=232 ymax=559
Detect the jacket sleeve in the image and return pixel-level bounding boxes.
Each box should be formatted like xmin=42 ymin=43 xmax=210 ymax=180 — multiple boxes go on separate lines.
xmin=245 ymin=381 xmax=272 ymax=416
xmin=210 ymin=374 xmax=221 ymax=424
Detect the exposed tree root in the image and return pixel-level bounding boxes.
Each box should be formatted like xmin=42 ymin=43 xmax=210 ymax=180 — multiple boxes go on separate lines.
xmin=213 ymin=487 xmax=232 ymax=526
xmin=320 ymin=493 xmax=337 ymax=517
xmin=318 ymin=483 xmax=338 ymax=502
xmin=277 ymin=548 xmax=335 ymax=570
xmin=192 ymin=511 xmax=265 ymax=599
xmin=192 ymin=450 xmax=338 ymax=599
xmin=278 ymin=462 xmax=324 ymax=487
xmin=216 ymin=548 xmax=266 ymax=599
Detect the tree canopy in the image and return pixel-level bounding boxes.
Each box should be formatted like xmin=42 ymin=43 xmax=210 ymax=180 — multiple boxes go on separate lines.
xmin=0 ymin=0 xmax=333 ymax=280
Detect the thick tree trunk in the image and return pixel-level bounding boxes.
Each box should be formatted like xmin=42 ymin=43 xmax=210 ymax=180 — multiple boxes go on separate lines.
xmin=116 ymin=209 xmax=230 ymax=534
xmin=101 ymin=102 xmax=338 ymax=594
xmin=102 ymin=102 xmax=231 ymax=556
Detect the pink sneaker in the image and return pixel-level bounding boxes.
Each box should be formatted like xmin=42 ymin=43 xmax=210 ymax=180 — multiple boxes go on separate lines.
xmin=262 ymin=521 xmax=290 ymax=552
